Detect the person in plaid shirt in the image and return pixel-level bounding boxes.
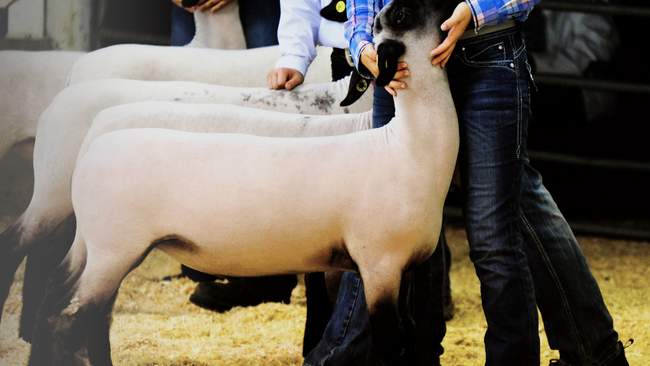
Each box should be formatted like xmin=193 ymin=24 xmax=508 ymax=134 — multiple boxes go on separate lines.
xmin=303 ymin=0 xmax=632 ymax=365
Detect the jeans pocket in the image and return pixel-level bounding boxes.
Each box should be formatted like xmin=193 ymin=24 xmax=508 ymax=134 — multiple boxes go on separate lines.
xmin=460 ymin=41 xmax=508 ymax=64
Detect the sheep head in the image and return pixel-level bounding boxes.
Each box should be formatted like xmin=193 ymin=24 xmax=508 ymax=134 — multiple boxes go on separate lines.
xmin=373 ymin=0 xmax=461 ymax=87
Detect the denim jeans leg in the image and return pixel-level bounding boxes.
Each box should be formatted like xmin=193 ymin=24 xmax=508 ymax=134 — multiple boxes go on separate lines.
xmin=416 ymin=230 xmax=448 ymax=364
xmin=238 ymin=0 xmax=280 ymax=48
xmin=171 ymin=3 xmax=196 ymax=46
xmin=303 ymin=272 xmax=372 ymax=366
xmin=519 ymin=161 xmax=620 ymax=365
xmin=303 ymin=254 xmax=447 ymax=365
xmin=372 ymin=84 xmax=396 ymax=128
xmin=448 ymin=26 xmax=540 ymax=366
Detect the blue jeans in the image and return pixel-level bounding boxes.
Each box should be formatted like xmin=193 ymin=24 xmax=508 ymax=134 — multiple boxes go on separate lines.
xmin=446 ymin=24 xmax=620 ymax=365
xmin=303 ymin=229 xmax=450 ymax=366
xmin=171 ymin=3 xmax=195 ymax=46
xmin=238 ymin=0 xmax=280 ymax=49
xmin=170 ymin=0 xmax=280 ymax=48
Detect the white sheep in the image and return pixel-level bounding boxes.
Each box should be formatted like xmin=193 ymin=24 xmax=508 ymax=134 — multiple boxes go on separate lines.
xmin=0 ymin=0 xmax=333 ymax=164
xmin=0 ymin=3 xmax=244 ymax=162
xmin=68 ymin=44 xmax=333 ymax=87
xmin=68 ymin=0 xmax=333 ymax=88
xmin=0 ymin=50 xmax=85 ymax=161
xmin=184 ymin=0 xmax=247 ymax=49
xmin=28 ymin=0 xmax=460 ymax=364
xmin=0 ymin=76 xmax=371 ymax=340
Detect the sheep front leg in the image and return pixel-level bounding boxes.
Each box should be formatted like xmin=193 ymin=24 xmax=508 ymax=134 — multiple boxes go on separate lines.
xmin=397 ymin=272 xmax=417 ymax=365
xmin=362 ymin=268 xmax=406 ymax=366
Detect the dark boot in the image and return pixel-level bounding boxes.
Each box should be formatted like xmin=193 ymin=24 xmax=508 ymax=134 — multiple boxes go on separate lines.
xmin=162 ymin=265 xmax=220 ymax=282
xmin=189 ymin=275 xmax=297 ymax=312
xmin=549 ymin=340 xmax=633 ymax=366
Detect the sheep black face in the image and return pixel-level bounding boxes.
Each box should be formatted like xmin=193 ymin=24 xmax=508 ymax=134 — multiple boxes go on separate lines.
xmin=374 ymin=0 xmax=460 ymax=87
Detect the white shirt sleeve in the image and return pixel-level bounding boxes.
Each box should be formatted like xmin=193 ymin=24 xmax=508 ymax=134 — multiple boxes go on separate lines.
xmin=274 ymin=0 xmax=322 ymax=77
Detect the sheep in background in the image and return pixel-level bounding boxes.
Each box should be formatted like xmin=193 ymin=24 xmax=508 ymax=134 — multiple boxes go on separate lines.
xmin=183 ymin=0 xmax=246 ymax=49
xmin=0 ymin=50 xmax=85 ymax=161
xmin=68 ymin=0 xmax=331 ymax=87
xmin=0 ymin=0 xmax=331 ymax=164
xmin=0 ymin=75 xmax=371 ymax=340
xmin=68 ymin=44 xmax=333 ymax=87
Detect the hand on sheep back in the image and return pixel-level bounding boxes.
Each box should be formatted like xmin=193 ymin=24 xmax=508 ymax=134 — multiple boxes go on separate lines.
xmin=268 ymin=67 xmax=305 ymax=91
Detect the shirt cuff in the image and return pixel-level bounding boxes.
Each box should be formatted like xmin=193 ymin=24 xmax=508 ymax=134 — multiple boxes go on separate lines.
xmin=465 ymin=0 xmax=487 ymax=30
xmin=274 ymin=55 xmax=310 ymax=78
xmin=353 ymin=41 xmax=374 ymax=79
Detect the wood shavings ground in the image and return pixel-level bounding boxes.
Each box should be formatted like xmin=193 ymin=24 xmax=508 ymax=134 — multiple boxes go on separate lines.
xmin=1 ymin=223 xmax=647 ymax=365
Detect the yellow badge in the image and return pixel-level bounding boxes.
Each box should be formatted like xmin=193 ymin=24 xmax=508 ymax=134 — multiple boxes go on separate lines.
xmin=356 ymin=79 xmax=368 ymax=92
xmin=336 ymin=1 xmax=346 ymax=13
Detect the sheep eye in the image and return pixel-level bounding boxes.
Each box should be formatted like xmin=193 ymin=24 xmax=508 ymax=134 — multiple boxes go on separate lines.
xmin=392 ymin=8 xmax=407 ymax=24
xmin=396 ymin=10 xmax=405 ymax=23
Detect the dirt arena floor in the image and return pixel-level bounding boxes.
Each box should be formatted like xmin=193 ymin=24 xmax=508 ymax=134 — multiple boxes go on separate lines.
xmin=1 ymin=215 xmax=647 ymax=365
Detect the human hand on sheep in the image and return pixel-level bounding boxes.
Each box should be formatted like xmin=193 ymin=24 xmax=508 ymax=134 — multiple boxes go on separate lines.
xmin=361 ymin=44 xmax=409 ymax=97
xmin=430 ymin=1 xmax=472 ymax=68
xmin=195 ymin=0 xmax=235 ymax=12
xmin=172 ymin=0 xmax=196 ymax=11
xmin=267 ymin=68 xmax=305 ymax=91
xmin=172 ymin=0 xmax=235 ymax=12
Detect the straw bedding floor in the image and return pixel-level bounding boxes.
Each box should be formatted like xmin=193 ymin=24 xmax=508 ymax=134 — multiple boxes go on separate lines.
xmin=1 ymin=220 xmax=647 ymax=365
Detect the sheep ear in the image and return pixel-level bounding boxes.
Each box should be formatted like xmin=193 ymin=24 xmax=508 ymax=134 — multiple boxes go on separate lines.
xmin=182 ymin=0 xmax=200 ymax=7
xmin=320 ymin=0 xmax=348 ymax=22
xmin=340 ymin=69 xmax=371 ymax=107
xmin=375 ymin=40 xmax=406 ymax=88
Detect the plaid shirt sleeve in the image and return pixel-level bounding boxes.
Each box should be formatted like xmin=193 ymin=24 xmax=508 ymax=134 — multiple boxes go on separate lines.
xmin=466 ymin=0 xmax=540 ymax=30
xmin=344 ymin=0 xmax=386 ymax=78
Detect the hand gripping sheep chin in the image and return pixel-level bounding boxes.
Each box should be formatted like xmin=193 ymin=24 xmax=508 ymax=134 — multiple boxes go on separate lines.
xmin=27 ymin=0 xmax=460 ymax=365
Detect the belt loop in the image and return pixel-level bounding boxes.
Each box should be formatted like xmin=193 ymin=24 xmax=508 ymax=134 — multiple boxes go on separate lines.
xmin=344 ymin=48 xmax=355 ymax=68
xmin=459 ymin=19 xmax=516 ymax=41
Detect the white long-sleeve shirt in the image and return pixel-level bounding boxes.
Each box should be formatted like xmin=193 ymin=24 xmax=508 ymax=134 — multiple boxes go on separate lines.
xmin=275 ymin=0 xmax=348 ymax=77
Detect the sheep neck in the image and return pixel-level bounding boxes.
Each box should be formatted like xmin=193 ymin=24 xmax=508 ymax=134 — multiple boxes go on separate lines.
xmin=187 ymin=0 xmax=246 ymax=49
xmin=388 ymin=59 xmax=458 ymax=152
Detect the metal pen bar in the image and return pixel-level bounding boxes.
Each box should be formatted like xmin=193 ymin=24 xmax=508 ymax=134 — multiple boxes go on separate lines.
xmin=527 ymin=150 xmax=650 ymax=172
xmin=536 ymin=1 xmax=650 ymax=18
xmin=443 ymin=207 xmax=650 ymax=241
xmin=98 ymin=28 xmax=171 ymax=46
xmin=532 ymin=74 xmax=650 ymax=94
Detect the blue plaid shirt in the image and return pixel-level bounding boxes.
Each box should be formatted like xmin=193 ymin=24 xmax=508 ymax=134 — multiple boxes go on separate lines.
xmin=345 ymin=0 xmax=540 ymax=76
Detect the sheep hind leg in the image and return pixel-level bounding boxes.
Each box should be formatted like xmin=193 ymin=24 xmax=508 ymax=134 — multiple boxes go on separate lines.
xmin=19 ymin=213 xmax=77 ymax=342
xmin=0 ymin=220 xmax=30 ymax=325
xmin=86 ymin=290 xmax=119 ymax=366
xmin=28 ymin=237 xmax=133 ymax=366
xmin=27 ymin=236 xmax=88 ymax=365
